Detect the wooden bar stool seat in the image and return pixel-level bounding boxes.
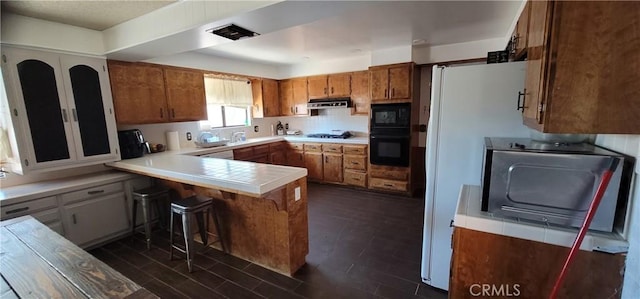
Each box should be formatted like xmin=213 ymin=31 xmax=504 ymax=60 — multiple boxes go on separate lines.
xmin=131 ymin=186 xmax=170 ymax=250
xmin=169 ymin=195 xmax=227 ymax=272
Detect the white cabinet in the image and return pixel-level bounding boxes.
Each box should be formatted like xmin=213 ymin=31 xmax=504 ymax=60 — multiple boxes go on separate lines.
xmin=1 ymin=46 xmax=120 ymax=174
xmin=60 ymin=182 xmax=130 ymax=248
xmin=1 ymin=196 xmax=64 ymax=235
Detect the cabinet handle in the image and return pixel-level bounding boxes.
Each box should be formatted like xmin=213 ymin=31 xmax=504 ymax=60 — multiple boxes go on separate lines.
xmin=391 ymin=88 xmax=395 ymax=98
xmin=72 ymin=108 xmax=78 ymax=122
xmin=290 ymin=107 xmax=294 ymax=114
xmin=88 ymin=190 xmax=105 ymax=195
xmin=353 ymin=178 xmax=360 ymax=181
xmin=517 ymin=90 xmax=526 ymax=112
xmin=72 ymin=214 xmax=77 ymax=224
xmin=325 ymin=156 xmax=328 ymax=163
xmin=384 ymin=89 xmax=388 ymax=98
xmin=449 ymin=219 xmax=454 ymax=228
xmin=5 ymin=207 xmax=29 ymax=215
xmin=351 ymin=161 xmax=359 ymax=165
xmin=171 ymin=108 xmax=176 ymax=118
xmin=62 ymin=109 xmax=69 ymax=122
xmin=331 ymin=87 xmax=334 ymax=94
xmin=295 ymin=106 xmax=298 ymax=113
xmin=511 ymin=34 xmax=520 ymax=54
xmin=160 ymin=108 xmax=164 ymax=118
xmin=383 ymin=183 xmax=393 ymax=187
xmin=324 ymin=87 xmax=327 ymax=94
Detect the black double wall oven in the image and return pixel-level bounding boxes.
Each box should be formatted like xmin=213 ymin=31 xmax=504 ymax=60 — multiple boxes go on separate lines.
xmin=369 ymin=103 xmax=411 ymax=167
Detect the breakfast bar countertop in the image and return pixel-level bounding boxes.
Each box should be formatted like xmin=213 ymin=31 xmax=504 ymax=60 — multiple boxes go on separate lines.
xmin=107 ymin=153 xmax=307 ymax=197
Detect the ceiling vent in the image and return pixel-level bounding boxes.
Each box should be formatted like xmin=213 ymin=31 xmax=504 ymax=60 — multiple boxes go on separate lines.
xmin=207 ymin=24 xmax=260 ymax=41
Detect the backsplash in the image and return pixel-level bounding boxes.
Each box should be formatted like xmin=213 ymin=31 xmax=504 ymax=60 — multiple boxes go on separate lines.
xmin=117 ymin=109 xmax=368 ymax=150
xmin=595 ymin=134 xmax=640 ymax=297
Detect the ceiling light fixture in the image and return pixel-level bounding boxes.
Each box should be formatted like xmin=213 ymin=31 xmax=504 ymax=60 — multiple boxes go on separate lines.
xmin=412 ymin=39 xmax=427 ymax=45
xmin=206 ymin=23 xmax=260 ymax=41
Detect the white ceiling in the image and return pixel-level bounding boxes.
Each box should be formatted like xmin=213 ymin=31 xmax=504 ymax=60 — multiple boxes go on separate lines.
xmin=1 ymin=0 xmax=176 ymax=31
xmin=1 ymin=1 xmax=522 ymax=66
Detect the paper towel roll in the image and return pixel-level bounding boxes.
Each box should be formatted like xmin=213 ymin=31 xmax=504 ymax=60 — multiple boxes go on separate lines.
xmin=166 ymin=131 xmax=180 ymax=151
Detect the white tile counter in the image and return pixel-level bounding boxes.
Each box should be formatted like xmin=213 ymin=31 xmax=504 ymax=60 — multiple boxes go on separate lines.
xmin=454 ymin=184 xmax=628 ymax=252
xmin=107 ymin=154 xmax=307 ymax=197
xmin=0 ymin=171 xmax=137 ymax=206
xmin=175 ymin=136 xmax=368 ymax=157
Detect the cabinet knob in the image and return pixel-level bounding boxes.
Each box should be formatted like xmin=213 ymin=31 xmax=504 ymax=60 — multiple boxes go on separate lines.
xmin=171 ymin=108 xmax=176 ymax=118
xmin=160 ymin=108 xmax=164 ymax=118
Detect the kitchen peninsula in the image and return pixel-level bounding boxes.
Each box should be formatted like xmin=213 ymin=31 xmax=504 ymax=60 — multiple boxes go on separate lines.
xmin=107 ymin=152 xmax=309 ymax=276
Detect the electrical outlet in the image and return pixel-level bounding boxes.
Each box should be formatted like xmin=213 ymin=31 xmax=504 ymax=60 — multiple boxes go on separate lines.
xmin=254 ymin=125 xmax=259 ymax=133
xmin=295 ymin=187 xmax=301 ymax=201
xmin=186 ymin=132 xmax=192 ymax=141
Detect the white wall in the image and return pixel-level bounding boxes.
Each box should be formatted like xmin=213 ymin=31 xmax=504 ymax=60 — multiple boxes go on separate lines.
xmin=371 ymin=45 xmax=413 ymax=66
xmin=0 ymin=13 xmax=105 ymax=55
xmin=280 ymin=54 xmax=370 ymax=79
xmin=276 ymin=109 xmax=368 ymax=136
xmin=595 ymin=134 xmax=640 ymax=297
xmin=412 ymin=38 xmax=505 ymax=64
xmin=144 ymin=51 xmax=281 ymax=79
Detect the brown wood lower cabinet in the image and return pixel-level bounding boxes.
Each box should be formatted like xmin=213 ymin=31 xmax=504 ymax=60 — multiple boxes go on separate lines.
xmin=450 ymin=227 xmax=625 ymax=298
xmin=343 ymin=170 xmax=367 ymax=187
xmin=369 ymin=178 xmax=408 ymax=192
xmin=369 ymin=164 xmax=410 ymax=193
xmin=304 ymin=152 xmax=323 ymax=180
xmin=323 ymin=153 xmax=343 ymax=183
xmin=287 ymin=150 xmax=305 ymax=168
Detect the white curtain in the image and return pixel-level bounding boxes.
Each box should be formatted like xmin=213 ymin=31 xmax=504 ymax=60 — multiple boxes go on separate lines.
xmin=204 ymin=77 xmax=253 ymax=107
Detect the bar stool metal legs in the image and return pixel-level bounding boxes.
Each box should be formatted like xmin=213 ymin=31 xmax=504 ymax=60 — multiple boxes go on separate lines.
xmin=169 ymin=195 xmax=227 ymax=272
xmin=131 ymin=186 xmax=170 ymax=250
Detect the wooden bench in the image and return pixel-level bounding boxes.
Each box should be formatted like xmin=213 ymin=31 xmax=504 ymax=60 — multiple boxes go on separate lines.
xmin=0 ymin=215 xmax=158 ymax=298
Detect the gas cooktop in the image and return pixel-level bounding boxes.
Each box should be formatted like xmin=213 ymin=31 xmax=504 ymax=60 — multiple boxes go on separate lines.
xmin=307 ymin=131 xmax=352 ymax=139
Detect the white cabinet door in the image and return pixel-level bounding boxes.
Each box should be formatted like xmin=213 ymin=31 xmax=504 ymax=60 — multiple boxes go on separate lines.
xmin=62 ymin=192 xmax=129 ymax=247
xmin=1 ymin=47 xmax=78 ymax=171
xmin=1 ymin=46 xmax=120 ymax=174
xmin=59 ymin=55 xmax=120 ymax=163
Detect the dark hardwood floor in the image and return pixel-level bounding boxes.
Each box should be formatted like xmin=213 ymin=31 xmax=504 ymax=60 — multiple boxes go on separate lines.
xmin=90 ymin=183 xmax=447 ymax=299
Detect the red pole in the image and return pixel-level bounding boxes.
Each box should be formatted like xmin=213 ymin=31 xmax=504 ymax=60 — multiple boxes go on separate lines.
xmin=548 ymin=158 xmax=619 ymax=299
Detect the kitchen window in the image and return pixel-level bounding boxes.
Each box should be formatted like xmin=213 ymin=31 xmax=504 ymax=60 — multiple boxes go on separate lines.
xmin=201 ymin=75 xmax=252 ymax=128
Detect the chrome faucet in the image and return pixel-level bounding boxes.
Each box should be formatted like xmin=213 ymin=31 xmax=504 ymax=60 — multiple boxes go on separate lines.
xmin=231 ymin=131 xmax=245 ymax=143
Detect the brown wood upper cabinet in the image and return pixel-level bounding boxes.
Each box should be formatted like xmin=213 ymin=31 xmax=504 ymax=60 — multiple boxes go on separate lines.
xmin=163 ymin=67 xmax=207 ymax=122
xmin=279 ymin=78 xmax=308 ymax=116
xmin=307 ymin=73 xmax=351 ymax=99
xmin=511 ymin=1 xmax=530 ymax=60
xmin=108 ymin=61 xmax=207 ymax=124
xmin=369 ymin=63 xmax=412 ymax=103
xmin=350 ymin=71 xmax=370 ymax=115
xmin=251 ymin=78 xmax=279 ymax=118
xmin=107 ymin=61 xmax=167 ymax=124
xmin=520 ymin=1 xmax=640 ymax=133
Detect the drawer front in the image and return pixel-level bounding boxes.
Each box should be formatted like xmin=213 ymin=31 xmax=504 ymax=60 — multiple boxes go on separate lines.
xmin=289 ymin=143 xmax=304 ymax=151
xmin=61 ymin=182 xmax=124 ymax=205
xmin=343 ymin=145 xmax=367 ymax=155
xmin=253 ymin=144 xmax=270 ymax=155
xmin=1 ymin=196 xmax=58 ymax=220
xmin=370 ymin=168 xmax=409 ymax=181
xmin=269 ymin=142 xmax=287 ymax=152
xmin=304 ymin=143 xmax=322 ymax=152
xmin=233 ymin=147 xmax=254 ymax=160
xmin=344 ymin=170 xmax=367 ymax=187
xmin=343 ymin=155 xmax=366 ymax=171
xmin=369 ymin=178 xmax=408 ymax=192
xmin=322 ymin=144 xmax=342 ymax=153
xmin=32 ymin=208 xmax=61 ymax=224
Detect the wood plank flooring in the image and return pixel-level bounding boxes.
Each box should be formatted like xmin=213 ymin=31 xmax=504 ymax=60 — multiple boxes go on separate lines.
xmin=90 ymin=183 xmax=448 ymax=299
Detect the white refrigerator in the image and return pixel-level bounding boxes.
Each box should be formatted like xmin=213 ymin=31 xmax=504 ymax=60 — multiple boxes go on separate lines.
xmin=421 ymin=62 xmax=532 ymax=290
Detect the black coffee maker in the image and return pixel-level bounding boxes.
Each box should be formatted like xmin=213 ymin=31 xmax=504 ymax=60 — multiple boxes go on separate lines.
xmin=117 ymin=129 xmax=149 ymax=159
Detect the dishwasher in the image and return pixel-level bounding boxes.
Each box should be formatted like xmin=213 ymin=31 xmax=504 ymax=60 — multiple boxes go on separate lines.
xmin=198 ymin=150 xmax=234 ymax=160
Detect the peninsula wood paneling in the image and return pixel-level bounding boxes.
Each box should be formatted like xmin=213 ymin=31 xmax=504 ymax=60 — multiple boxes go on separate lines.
xmin=449 ymin=227 xmax=625 ymax=298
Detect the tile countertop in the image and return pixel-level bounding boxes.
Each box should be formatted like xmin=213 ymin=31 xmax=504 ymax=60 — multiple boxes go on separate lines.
xmin=454 ymin=185 xmax=628 ymax=252
xmin=176 ymin=136 xmax=369 ymax=157
xmin=0 ymin=171 xmax=137 ymax=206
xmin=107 ymin=153 xmax=308 ymax=197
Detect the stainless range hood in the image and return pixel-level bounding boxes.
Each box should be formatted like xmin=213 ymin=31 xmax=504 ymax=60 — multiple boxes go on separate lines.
xmin=307 ymin=97 xmax=351 ymax=109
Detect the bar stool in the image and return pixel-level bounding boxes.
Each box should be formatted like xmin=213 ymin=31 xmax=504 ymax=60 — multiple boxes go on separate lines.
xmin=169 ymin=195 xmax=227 ymax=272
xmin=131 ymin=186 xmax=170 ymax=250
